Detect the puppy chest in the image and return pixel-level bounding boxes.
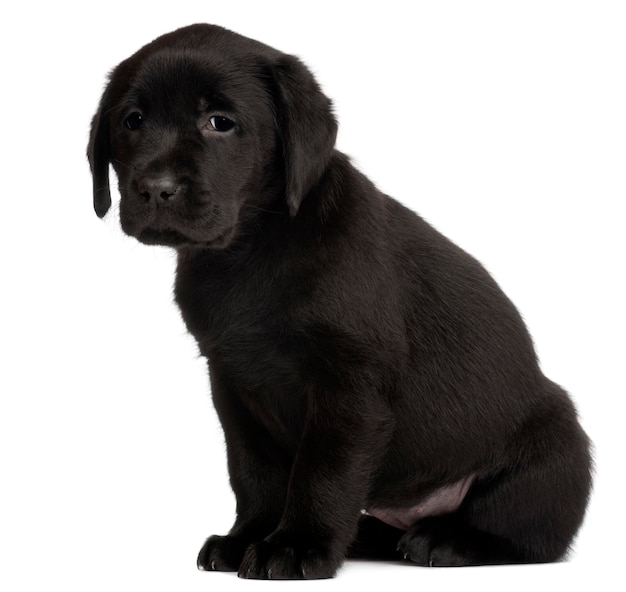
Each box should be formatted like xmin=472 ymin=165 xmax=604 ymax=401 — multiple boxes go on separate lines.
xmin=220 ymin=329 xmax=293 ymax=373
xmin=209 ymin=337 xmax=311 ymax=449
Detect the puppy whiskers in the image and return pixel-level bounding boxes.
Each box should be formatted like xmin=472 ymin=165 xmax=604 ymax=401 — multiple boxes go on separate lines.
xmin=113 ymin=158 xmax=134 ymax=170
xmin=241 ymin=203 xmax=282 ymax=216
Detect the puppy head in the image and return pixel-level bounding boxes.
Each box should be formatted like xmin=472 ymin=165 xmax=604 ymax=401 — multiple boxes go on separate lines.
xmin=87 ymin=24 xmax=337 ymax=248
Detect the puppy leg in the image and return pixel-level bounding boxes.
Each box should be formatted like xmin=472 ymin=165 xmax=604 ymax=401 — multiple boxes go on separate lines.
xmin=238 ymin=393 xmax=392 ymax=579
xmin=399 ymin=391 xmax=592 ymax=566
xmin=197 ymin=443 xmax=289 ymax=572
xmin=197 ymin=381 xmax=290 ymax=572
xmin=197 ymin=456 xmax=288 ymax=572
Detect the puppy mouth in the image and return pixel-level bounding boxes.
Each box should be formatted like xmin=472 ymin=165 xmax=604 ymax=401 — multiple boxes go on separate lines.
xmin=138 ymin=225 xmax=235 ymax=249
xmin=138 ymin=227 xmax=190 ymax=247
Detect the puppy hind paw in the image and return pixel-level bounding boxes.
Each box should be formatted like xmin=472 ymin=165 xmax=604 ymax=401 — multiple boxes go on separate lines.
xmin=397 ymin=529 xmax=432 ymax=566
xmin=397 ymin=518 xmax=474 ymax=567
xmin=427 ymin=542 xmax=472 ymax=567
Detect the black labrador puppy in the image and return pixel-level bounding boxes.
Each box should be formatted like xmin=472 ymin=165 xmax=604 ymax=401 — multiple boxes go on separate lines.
xmin=88 ymin=24 xmax=592 ymax=579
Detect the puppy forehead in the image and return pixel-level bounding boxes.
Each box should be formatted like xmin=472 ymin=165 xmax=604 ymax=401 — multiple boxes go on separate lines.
xmin=124 ymin=49 xmax=271 ymax=113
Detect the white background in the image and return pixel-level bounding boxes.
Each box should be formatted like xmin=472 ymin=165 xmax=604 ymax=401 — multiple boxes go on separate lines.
xmin=1 ymin=1 xmax=624 ymax=590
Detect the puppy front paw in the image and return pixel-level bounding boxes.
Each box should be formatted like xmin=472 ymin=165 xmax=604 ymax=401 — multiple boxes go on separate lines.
xmin=197 ymin=534 xmax=250 ymax=572
xmin=238 ymin=539 xmax=341 ymax=580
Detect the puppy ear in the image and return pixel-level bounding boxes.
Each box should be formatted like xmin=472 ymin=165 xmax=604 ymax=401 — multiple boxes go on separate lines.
xmin=271 ymin=55 xmax=338 ymax=216
xmin=87 ymin=84 xmax=113 ymax=218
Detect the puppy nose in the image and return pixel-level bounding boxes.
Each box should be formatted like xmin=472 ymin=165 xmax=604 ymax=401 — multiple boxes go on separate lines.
xmin=138 ymin=175 xmax=180 ymax=203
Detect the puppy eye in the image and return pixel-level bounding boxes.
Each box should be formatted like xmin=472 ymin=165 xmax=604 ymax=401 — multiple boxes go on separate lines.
xmin=124 ymin=112 xmax=144 ymax=130
xmin=209 ymin=115 xmax=235 ymax=132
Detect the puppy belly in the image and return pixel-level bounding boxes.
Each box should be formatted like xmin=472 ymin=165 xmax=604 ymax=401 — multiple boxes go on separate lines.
xmin=366 ymin=475 xmax=475 ymax=531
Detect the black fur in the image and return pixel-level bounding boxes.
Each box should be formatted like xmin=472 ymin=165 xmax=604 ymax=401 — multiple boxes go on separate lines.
xmin=88 ymin=24 xmax=592 ymax=579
